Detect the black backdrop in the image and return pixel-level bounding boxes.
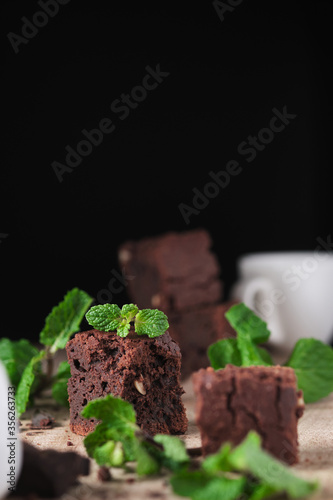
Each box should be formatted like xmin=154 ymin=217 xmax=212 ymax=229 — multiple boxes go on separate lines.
xmin=1 ymin=0 xmax=332 ymax=340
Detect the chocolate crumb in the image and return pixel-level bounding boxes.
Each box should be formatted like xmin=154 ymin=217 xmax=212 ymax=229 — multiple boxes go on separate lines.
xmin=30 ymin=410 xmax=55 ymax=429
xmin=67 ymin=441 xmax=74 ymax=446
xmin=97 ymin=466 xmax=112 ymax=482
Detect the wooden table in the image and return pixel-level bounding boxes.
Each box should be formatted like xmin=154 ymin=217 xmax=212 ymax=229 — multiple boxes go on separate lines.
xmin=14 ymin=376 xmax=333 ymax=500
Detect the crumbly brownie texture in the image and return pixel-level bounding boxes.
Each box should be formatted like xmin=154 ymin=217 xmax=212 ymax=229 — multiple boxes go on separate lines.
xmin=192 ymin=365 xmax=304 ymax=464
xmin=168 ymin=301 xmax=237 ymax=379
xmin=66 ymin=329 xmax=188 ymax=436
xmin=118 ymin=229 xmax=222 ymax=314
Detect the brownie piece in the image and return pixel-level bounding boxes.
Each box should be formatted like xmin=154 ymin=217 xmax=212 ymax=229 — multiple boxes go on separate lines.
xmin=192 ymin=365 xmax=304 ymax=464
xmin=66 ymin=328 xmax=188 ymax=436
xmin=169 ymin=301 xmax=238 ymax=379
xmin=13 ymin=442 xmax=89 ymax=498
xmin=118 ymin=229 xmax=222 ymax=314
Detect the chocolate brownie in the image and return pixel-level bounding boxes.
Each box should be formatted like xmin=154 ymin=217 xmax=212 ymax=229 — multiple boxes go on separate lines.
xmin=118 ymin=229 xmax=222 ymax=314
xmin=168 ymin=301 xmax=238 ymax=379
xmin=66 ymin=328 xmax=188 ymax=436
xmin=192 ymin=365 xmax=304 ymax=464
xmin=14 ymin=442 xmax=89 ymax=498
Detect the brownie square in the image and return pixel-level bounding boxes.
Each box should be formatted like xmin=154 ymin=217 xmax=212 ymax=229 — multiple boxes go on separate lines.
xmin=168 ymin=301 xmax=238 ymax=379
xmin=66 ymin=329 xmax=188 ymax=436
xmin=192 ymin=365 xmax=304 ymax=464
xmin=118 ymin=229 xmax=222 ymax=314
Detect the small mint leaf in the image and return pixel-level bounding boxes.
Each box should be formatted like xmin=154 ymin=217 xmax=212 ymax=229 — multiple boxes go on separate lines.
xmin=117 ymin=322 xmax=131 ymax=337
xmin=225 ymin=303 xmax=270 ymax=344
xmin=121 ymin=304 xmax=139 ymax=322
xmin=85 ymin=304 xmax=122 ymax=332
xmin=135 ymin=309 xmax=169 ymax=337
xmin=208 ymin=339 xmax=242 ymax=370
xmin=93 ymin=440 xmax=125 ymax=467
xmin=153 ymin=435 xmax=190 ymax=472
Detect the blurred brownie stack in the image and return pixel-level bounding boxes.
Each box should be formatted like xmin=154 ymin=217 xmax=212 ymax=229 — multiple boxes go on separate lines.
xmin=118 ymin=229 xmax=236 ymax=378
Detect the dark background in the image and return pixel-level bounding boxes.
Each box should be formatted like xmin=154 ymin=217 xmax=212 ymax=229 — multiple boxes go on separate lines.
xmin=1 ymin=0 xmax=332 ymax=340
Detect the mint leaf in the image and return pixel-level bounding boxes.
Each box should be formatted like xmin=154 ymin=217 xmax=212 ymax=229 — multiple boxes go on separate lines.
xmin=170 ymin=470 xmax=246 ymax=500
xmin=208 ymin=304 xmax=273 ymax=370
xmin=208 ymin=339 xmax=242 ymax=370
xmin=0 ymin=338 xmax=39 ymax=388
xmin=40 ymin=288 xmax=93 ymax=354
xmin=82 ymin=395 xmax=138 ymax=463
xmin=285 ymin=338 xmax=333 ymax=403
xmin=93 ymin=440 xmax=125 ymax=467
xmin=52 ymin=361 xmax=71 ymax=407
xmin=136 ymin=441 xmax=161 ymax=476
xmin=236 ymin=332 xmax=272 ymax=367
xmin=153 ymin=434 xmax=190 ymax=472
xmin=135 ymin=309 xmax=169 ymax=337
xmin=228 ymin=431 xmax=318 ymax=499
xmin=121 ymin=304 xmax=139 ymax=322
xmin=225 ymin=303 xmax=271 ymax=344
xmin=16 ymin=350 xmax=46 ymax=417
xmin=201 ymin=442 xmax=233 ymax=474
xmin=85 ymin=303 xmax=122 ymax=332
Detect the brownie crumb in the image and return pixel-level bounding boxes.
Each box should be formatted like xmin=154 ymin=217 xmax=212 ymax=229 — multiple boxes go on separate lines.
xmin=66 ymin=440 xmax=74 ymax=446
xmin=97 ymin=466 xmax=112 ymax=482
xmin=30 ymin=410 xmax=55 ymax=429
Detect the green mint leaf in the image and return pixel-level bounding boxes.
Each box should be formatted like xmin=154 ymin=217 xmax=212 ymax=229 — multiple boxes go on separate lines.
xmin=135 ymin=309 xmax=169 ymax=337
xmin=225 ymin=303 xmax=271 ymax=344
xmin=153 ymin=435 xmax=190 ymax=472
xmin=228 ymin=431 xmax=318 ymax=499
xmin=285 ymin=338 xmax=333 ymax=403
xmin=170 ymin=470 xmax=246 ymax=500
xmin=116 ymin=322 xmax=131 ymax=337
xmin=236 ymin=333 xmax=272 ymax=367
xmin=135 ymin=441 xmax=161 ymax=476
xmin=121 ymin=303 xmax=139 ymax=322
xmin=85 ymin=303 xmax=122 ymax=332
xmin=51 ymin=361 xmax=71 ymax=407
xmin=256 ymin=346 xmax=274 ymax=365
xmin=208 ymin=339 xmax=242 ymax=370
xmin=93 ymin=440 xmax=125 ymax=467
xmin=16 ymin=350 xmax=46 ymax=417
xmin=247 ymin=483 xmax=277 ymax=500
xmin=201 ymin=442 xmax=233 ymax=474
xmin=0 ymin=338 xmax=39 ymax=388
xmin=40 ymin=288 xmax=93 ymax=353
xmin=82 ymin=394 xmax=139 ymax=464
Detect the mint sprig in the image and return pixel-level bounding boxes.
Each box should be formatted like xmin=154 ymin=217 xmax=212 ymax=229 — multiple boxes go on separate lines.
xmin=208 ymin=302 xmax=333 ymax=403
xmin=208 ymin=303 xmax=273 ymax=369
xmin=0 ymin=287 xmax=93 ymax=416
xmin=82 ymin=394 xmax=189 ymax=474
xmin=82 ymin=394 xmax=317 ymax=499
xmin=85 ymin=303 xmax=169 ymax=338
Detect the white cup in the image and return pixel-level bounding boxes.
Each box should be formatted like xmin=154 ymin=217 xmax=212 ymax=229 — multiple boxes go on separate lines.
xmin=0 ymin=361 xmax=23 ymax=498
xmin=231 ymin=251 xmax=333 ymax=349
